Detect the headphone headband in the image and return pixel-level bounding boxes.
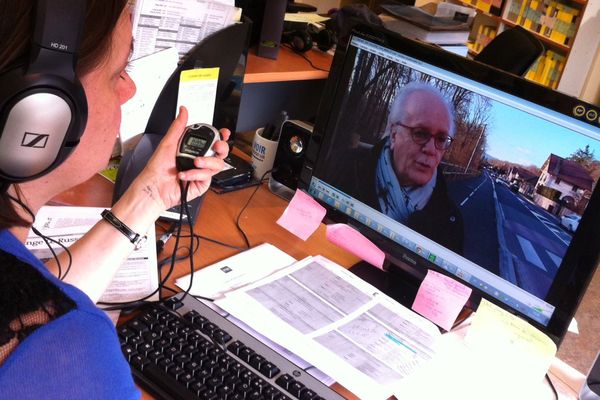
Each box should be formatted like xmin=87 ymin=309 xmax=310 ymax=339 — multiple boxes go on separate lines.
xmin=0 ymin=0 xmax=88 ymax=183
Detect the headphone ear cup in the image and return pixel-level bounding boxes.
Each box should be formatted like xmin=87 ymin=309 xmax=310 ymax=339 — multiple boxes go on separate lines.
xmin=282 ymin=30 xmax=313 ymax=53
xmin=0 ymin=67 xmax=87 ymax=182
xmin=315 ymin=29 xmax=337 ymax=52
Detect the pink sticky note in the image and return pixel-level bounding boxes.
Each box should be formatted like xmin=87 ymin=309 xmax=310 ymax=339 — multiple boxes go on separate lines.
xmin=411 ymin=270 xmax=472 ymax=331
xmin=276 ymin=190 xmax=327 ymax=241
xmin=326 ymin=223 xmax=385 ymax=269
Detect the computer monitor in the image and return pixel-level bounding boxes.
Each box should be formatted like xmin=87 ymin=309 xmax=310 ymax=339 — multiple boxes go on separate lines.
xmin=299 ymin=24 xmax=600 ymax=345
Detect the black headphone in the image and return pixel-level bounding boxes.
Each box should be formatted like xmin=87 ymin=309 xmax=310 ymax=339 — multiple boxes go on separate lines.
xmin=282 ymin=24 xmax=337 ymax=54
xmin=0 ymin=0 xmax=88 ymax=183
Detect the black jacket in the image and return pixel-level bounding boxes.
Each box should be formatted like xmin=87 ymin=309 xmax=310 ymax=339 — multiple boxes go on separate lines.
xmin=332 ymin=139 xmax=464 ymax=255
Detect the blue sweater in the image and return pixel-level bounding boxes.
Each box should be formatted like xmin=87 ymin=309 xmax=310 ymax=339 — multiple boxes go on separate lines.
xmin=0 ymin=230 xmax=140 ymax=399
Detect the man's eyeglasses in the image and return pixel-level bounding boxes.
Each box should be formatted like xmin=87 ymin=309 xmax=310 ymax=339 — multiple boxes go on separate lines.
xmin=394 ymin=122 xmax=454 ymax=150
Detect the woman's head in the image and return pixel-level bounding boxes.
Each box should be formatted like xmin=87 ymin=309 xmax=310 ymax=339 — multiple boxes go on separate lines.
xmin=0 ymin=0 xmax=135 ymax=229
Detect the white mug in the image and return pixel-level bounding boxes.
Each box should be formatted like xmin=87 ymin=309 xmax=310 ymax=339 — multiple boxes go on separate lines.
xmin=251 ymin=127 xmax=279 ymax=180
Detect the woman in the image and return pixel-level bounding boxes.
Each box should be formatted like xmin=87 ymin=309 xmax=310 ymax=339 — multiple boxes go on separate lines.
xmin=0 ymin=1 xmax=230 ymax=398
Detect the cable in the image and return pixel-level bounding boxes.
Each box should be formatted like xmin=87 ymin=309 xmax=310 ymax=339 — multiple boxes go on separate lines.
xmin=156 ymin=221 xmax=177 ymax=254
xmin=175 ymin=231 xmax=245 ymax=252
xmin=545 ymin=373 xmax=559 ymax=400
xmin=100 ymin=183 xmax=197 ymax=311
xmin=8 ymin=193 xmax=73 ymax=280
xmin=179 ymin=180 xmax=196 ymax=303
xmin=282 ymin=43 xmax=330 ymax=72
xmin=235 ymin=169 xmax=273 ymax=248
xmin=195 ymin=234 xmax=246 ymax=251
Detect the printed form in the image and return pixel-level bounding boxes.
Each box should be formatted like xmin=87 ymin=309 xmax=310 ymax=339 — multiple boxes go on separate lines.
xmin=216 ymin=255 xmax=441 ymax=400
xmin=25 ymin=205 xmax=159 ymax=304
xmin=131 ymin=0 xmax=238 ymax=61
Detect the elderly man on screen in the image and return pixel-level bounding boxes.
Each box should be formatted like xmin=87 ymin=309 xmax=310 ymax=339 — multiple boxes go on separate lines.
xmin=339 ymin=81 xmax=464 ymax=254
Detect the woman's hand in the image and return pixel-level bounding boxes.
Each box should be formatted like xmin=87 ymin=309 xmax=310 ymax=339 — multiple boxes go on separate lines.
xmin=130 ymin=106 xmax=230 ymax=212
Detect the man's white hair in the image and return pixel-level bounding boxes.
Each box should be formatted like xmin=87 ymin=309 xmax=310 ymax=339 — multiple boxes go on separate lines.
xmin=385 ymin=81 xmax=456 ymax=137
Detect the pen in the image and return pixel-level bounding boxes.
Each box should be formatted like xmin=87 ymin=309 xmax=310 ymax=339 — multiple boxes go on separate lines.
xmin=271 ymin=110 xmax=289 ymax=142
xmin=156 ymin=231 xmax=174 ymax=254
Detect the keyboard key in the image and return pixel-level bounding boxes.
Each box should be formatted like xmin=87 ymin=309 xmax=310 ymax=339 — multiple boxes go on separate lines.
xmin=275 ymin=374 xmax=294 ymax=391
xmin=217 ymin=383 xmax=235 ymax=398
xmin=288 ymin=381 xmax=306 ymax=398
xmin=227 ymin=340 xmax=245 ymax=355
xmin=212 ymin=328 xmax=232 ymax=344
xmin=260 ymin=361 xmax=281 ymax=378
xmin=300 ymin=389 xmax=320 ymax=400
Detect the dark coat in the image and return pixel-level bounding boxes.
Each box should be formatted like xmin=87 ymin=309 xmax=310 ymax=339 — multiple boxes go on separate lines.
xmin=332 ymin=139 xmax=464 ymax=255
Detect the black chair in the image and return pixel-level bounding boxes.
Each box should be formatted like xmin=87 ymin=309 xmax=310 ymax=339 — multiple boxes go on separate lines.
xmin=474 ymin=25 xmax=544 ymax=76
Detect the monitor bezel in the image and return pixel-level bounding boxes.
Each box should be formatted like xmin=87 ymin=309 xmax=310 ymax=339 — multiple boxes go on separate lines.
xmin=299 ymin=24 xmax=600 ymax=345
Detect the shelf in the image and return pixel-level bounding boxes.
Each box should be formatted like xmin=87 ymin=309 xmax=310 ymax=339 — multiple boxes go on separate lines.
xmin=501 ymin=19 xmax=571 ymax=52
xmin=244 ymin=46 xmax=332 ymax=84
xmin=457 ymin=0 xmax=504 ymax=19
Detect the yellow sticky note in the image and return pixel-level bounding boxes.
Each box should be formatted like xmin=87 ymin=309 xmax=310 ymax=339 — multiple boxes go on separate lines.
xmin=465 ymin=299 xmax=557 ymax=383
xmin=180 ymin=67 xmax=220 ymax=82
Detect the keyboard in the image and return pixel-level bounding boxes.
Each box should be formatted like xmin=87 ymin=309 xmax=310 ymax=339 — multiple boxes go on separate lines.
xmin=117 ymin=294 xmax=345 ymax=400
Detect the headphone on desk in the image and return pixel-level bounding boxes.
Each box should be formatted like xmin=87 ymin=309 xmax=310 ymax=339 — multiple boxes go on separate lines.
xmin=282 ymin=24 xmax=337 ymax=53
xmin=0 ymin=0 xmax=88 ymax=183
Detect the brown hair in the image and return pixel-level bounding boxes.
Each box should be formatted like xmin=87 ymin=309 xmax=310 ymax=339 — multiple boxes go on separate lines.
xmin=0 ymin=0 xmax=129 ymax=230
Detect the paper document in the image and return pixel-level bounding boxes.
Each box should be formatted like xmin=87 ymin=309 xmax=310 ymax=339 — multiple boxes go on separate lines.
xmin=395 ymin=299 xmax=556 ymax=399
xmin=25 ymin=206 xmax=159 ymax=304
xmin=131 ymin=0 xmax=237 ymax=61
xmin=174 ymin=242 xmax=297 ymax=299
xmin=464 ymin=298 xmax=557 ymax=381
xmin=119 ymin=47 xmax=178 ymax=154
xmin=176 ymin=244 xmax=336 ymax=385
xmin=216 ymin=255 xmax=441 ymax=400
xmin=177 ymin=67 xmax=219 ymax=125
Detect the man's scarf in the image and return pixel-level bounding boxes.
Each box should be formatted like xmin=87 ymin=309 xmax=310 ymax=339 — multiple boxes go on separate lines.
xmin=375 ymin=140 xmax=436 ymax=222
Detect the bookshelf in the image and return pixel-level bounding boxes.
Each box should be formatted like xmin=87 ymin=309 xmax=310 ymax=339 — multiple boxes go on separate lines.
xmin=455 ymin=0 xmax=588 ymax=90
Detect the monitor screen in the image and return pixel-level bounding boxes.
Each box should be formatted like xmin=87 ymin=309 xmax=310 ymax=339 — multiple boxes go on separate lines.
xmin=299 ymin=25 xmax=600 ymax=345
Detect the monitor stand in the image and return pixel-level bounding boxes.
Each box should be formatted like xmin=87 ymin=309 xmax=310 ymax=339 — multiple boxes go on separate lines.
xmin=349 ymin=260 xmax=475 ymax=328
xmin=349 ymin=261 xmax=421 ymax=310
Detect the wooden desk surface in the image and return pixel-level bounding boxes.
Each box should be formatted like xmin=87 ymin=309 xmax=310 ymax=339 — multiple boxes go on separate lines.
xmin=54 ymin=173 xmax=359 ymax=279
xmin=53 ymin=170 xmax=360 ymax=399
xmin=244 ymin=46 xmax=332 ymax=84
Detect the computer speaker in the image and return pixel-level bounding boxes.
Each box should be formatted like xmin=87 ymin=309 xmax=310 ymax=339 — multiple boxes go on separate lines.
xmin=257 ymin=0 xmax=287 ymax=59
xmin=268 ymin=120 xmax=313 ymax=200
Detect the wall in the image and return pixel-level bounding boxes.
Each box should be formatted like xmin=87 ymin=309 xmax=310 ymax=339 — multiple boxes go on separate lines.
xmin=301 ymin=0 xmax=340 ymax=13
xmin=557 ymin=1 xmax=600 ymax=102
xmin=580 ymin=43 xmax=600 ymax=105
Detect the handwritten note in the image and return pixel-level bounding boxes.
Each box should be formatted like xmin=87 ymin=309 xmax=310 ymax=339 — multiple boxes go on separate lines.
xmin=325 ymin=224 xmax=385 ymax=269
xmin=464 ymin=298 xmax=557 ymax=382
xmin=277 ymin=190 xmax=326 ymax=241
xmin=177 ymin=67 xmax=219 ymax=126
xmin=411 ymin=270 xmax=472 ymax=331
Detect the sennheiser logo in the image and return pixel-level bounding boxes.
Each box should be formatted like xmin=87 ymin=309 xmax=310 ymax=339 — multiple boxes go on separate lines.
xmin=21 ymin=132 xmax=50 ymax=148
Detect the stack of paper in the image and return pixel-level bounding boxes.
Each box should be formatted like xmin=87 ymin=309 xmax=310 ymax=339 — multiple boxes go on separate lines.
xmin=214 ymin=255 xmax=442 ymax=400
xmin=380 ymin=4 xmax=471 ymax=46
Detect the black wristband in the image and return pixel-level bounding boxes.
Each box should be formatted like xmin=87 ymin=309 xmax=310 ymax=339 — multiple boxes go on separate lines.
xmin=101 ymin=209 xmax=147 ymax=250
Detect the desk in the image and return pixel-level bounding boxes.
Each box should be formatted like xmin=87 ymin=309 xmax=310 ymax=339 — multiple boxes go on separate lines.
xmin=53 ymin=168 xmax=586 ymax=400
xmin=53 ymin=163 xmax=360 ymax=399
xmin=236 ymin=46 xmax=333 ymax=132
xmin=244 ymin=46 xmax=332 ymax=83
